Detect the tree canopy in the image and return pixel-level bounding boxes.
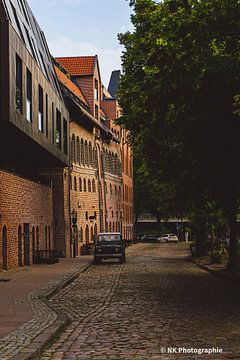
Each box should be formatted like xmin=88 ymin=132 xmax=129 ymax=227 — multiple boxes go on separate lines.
xmin=118 ymin=0 xmax=240 ymax=269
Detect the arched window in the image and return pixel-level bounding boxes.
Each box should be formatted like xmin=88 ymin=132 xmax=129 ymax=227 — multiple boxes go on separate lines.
xmin=94 ymin=224 xmax=98 ymax=238
xmin=84 ymin=178 xmax=87 ymax=192
xmin=92 ymin=179 xmax=96 ymax=193
xmin=89 ymin=142 xmax=92 ymax=167
xmin=85 ymin=140 xmax=89 ymax=165
xmin=115 ymin=185 xmax=117 ymax=196
xmin=18 ymin=225 xmax=23 ymax=267
xmin=86 ymin=211 xmax=88 ymax=221
xmin=114 ymin=154 xmax=118 ymax=175
xmin=109 ymin=222 xmax=112 ymax=232
xmin=81 ymin=138 xmax=84 ymax=164
xmin=88 ymin=179 xmax=91 ymax=192
xmin=106 ymin=221 xmax=108 ymax=232
xmin=74 ymin=176 xmax=77 ymax=191
xmin=76 ymin=137 xmax=80 ymax=163
xmin=91 ymin=226 xmax=94 ymax=242
xmin=2 ymin=226 xmax=7 ymax=270
xmin=110 ymin=183 xmax=113 ymax=195
xmin=85 ymin=225 xmax=89 ymax=244
xmin=79 ymin=178 xmax=82 ymax=192
xmin=71 ymin=134 xmax=76 ymax=163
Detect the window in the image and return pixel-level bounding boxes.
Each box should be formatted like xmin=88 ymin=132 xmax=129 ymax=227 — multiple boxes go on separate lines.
xmin=76 ymin=137 xmax=80 ymax=163
xmin=45 ymin=94 xmax=48 ymax=137
xmin=11 ymin=3 xmax=25 ymax=43
xmin=86 ymin=212 xmax=88 ymax=221
xmin=74 ymin=177 xmax=77 ymax=191
xmin=88 ymin=179 xmax=91 ymax=192
xmin=84 ymin=179 xmax=87 ymax=192
xmin=95 ymin=104 xmax=99 ymax=119
xmin=92 ymin=179 xmax=96 ymax=193
xmin=38 ymin=85 xmax=44 ymax=132
xmin=63 ymin=118 xmax=68 ymax=155
xmin=56 ymin=109 xmax=61 ymax=149
xmin=52 ymin=103 xmax=55 ymax=144
xmin=94 ymin=79 xmax=98 ymax=100
xmin=16 ymin=55 xmax=22 ymax=113
xmin=71 ymin=134 xmax=76 ymax=163
xmin=79 ymin=178 xmax=82 ymax=192
xmin=26 ymin=68 xmax=32 ymax=122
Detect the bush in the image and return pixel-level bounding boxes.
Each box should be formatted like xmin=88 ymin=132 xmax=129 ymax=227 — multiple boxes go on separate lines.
xmin=211 ymin=251 xmax=224 ymax=264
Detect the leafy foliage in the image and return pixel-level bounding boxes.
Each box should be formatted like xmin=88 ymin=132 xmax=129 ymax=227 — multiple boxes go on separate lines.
xmin=119 ymin=0 xmax=240 ymax=269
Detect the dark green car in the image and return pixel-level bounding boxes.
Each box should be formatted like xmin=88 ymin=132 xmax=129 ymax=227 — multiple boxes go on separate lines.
xmin=94 ymin=232 xmax=126 ymax=264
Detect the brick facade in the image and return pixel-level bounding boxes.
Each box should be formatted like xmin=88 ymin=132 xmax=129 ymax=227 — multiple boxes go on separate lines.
xmin=0 ymin=170 xmax=53 ymax=270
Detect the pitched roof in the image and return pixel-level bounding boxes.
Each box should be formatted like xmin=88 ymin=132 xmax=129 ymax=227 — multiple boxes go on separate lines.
xmin=55 ymin=66 xmax=89 ymax=107
xmin=55 ymin=56 xmax=97 ymax=76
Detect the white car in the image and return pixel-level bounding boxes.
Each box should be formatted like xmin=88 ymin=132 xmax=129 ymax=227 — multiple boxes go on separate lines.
xmin=157 ymin=234 xmax=178 ymax=243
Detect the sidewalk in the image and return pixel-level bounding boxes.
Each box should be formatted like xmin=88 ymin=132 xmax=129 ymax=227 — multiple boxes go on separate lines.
xmin=193 ymin=255 xmax=240 ymax=284
xmin=0 ymin=256 xmax=92 ymax=340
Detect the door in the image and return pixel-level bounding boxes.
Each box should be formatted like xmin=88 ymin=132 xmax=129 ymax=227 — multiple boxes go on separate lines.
xmin=24 ymin=223 xmax=30 ymax=266
xmin=18 ymin=225 xmax=23 ymax=266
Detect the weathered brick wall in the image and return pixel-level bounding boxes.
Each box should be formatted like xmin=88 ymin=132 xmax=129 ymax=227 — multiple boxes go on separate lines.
xmin=51 ymin=168 xmax=71 ymax=258
xmin=0 ymin=170 xmax=53 ymax=270
xmin=70 ymin=122 xmax=99 ymax=255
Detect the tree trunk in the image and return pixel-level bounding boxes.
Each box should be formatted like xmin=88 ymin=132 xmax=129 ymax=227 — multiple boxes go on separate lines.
xmin=227 ymin=192 xmax=238 ymax=272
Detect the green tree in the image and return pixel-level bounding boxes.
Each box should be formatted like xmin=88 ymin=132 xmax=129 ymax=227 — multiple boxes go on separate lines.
xmin=118 ymin=0 xmax=240 ymax=270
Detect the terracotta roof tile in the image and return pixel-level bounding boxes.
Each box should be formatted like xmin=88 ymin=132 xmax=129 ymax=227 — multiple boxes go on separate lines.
xmin=55 ymin=66 xmax=89 ymax=107
xmin=55 ymin=56 xmax=96 ymax=76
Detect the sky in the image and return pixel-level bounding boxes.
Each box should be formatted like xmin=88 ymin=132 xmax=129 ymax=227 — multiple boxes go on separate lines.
xmin=27 ymin=0 xmax=133 ymax=87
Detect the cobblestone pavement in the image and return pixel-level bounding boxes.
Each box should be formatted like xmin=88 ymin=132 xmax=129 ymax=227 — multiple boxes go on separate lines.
xmin=0 ymin=262 xmax=91 ymax=360
xmin=39 ymin=243 xmax=240 ymax=360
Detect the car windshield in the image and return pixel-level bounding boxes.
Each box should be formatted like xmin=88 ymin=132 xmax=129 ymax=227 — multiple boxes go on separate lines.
xmin=98 ymin=234 xmax=121 ymax=242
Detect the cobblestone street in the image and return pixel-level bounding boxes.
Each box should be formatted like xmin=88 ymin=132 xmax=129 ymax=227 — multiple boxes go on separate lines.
xmin=37 ymin=243 xmax=240 ymax=360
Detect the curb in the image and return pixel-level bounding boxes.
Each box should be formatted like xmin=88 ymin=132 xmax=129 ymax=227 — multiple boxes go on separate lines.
xmin=192 ymin=259 xmax=240 ymax=284
xmin=9 ymin=262 xmax=92 ymax=360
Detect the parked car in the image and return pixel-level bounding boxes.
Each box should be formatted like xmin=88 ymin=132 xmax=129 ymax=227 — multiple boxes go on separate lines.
xmin=157 ymin=233 xmax=178 ymax=243
xmin=140 ymin=234 xmax=158 ymax=243
xmin=94 ymin=232 xmax=126 ymax=264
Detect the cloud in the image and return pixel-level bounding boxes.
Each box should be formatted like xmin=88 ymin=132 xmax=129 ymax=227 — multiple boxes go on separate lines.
xmin=49 ymin=37 xmax=123 ymax=86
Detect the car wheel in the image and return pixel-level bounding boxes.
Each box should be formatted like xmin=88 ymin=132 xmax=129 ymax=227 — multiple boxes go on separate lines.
xmin=94 ymin=257 xmax=101 ymax=265
xmin=120 ymin=255 xmax=126 ymax=264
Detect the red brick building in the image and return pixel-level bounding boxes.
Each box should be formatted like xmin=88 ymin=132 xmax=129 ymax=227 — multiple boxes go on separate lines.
xmin=56 ymin=56 xmax=133 ymax=253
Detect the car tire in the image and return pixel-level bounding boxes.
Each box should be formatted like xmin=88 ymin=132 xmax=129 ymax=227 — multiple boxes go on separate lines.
xmin=120 ymin=254 xmax=126 ymax=264
xmin=94 ymin=257 xmax=101 ymax=265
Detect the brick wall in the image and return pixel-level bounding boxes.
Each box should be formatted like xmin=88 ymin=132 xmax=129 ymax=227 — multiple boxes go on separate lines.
xmin=0 ymin=170 xmax=53 ymax=270
xmin=51 ymin=168 xmax=71 ymax=258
